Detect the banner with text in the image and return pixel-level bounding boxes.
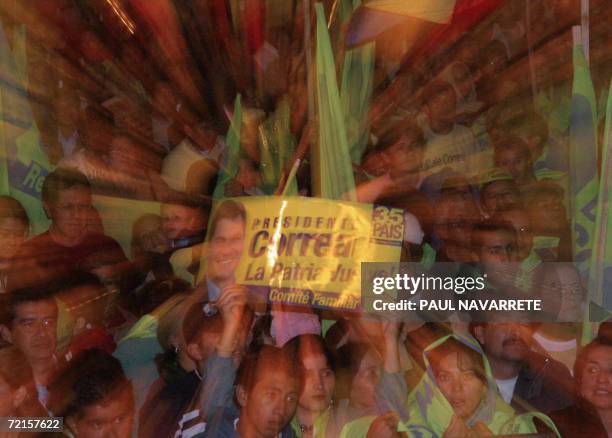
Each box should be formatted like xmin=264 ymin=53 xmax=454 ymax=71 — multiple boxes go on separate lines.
xmin=202 ymin=196 xmax=405 ymax=310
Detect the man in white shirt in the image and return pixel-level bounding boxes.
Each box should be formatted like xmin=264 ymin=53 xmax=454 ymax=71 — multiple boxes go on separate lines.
xmin=471 ymin=320 xmax=574 ymax=413
xmin=419 ymin=80 xmax=491 ymax=186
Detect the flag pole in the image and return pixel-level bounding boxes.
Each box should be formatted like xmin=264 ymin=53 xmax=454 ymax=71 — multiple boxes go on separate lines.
xmin=304 ymin=0 xmax=321 ymax=197
xmin=304 ymin=0 xmax=315 ymax=122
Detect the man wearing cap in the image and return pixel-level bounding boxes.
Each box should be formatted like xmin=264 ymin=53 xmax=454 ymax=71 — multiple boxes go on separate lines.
xmin=478 ymin=168 xmax=521 ymax=217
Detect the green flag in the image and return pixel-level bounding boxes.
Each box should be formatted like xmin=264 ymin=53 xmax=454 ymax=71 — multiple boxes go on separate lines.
xmin=315 ymin=3 xmax=356 ymax=201
xmin=213 ymin=94 xmax=242 ymax=200
xmin=341 ymin=44 xmax=374 ymax=165
xmin=0 ymin=23 xmax=51 ymax=233
xmin=584 ymin=78 xmax=612 ymax=342
xmin=569 ymin=39 xmax=599 ymax=278
xmin=339 ymin=0 xmax=375 ymax=165
xmin=258 ymin=97 xmax=297 ymax=195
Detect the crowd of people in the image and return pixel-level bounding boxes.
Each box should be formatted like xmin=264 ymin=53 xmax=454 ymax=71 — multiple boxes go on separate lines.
xmin=0 ymin=164 xmax=609 ymax=437
xmin=1 ymin=0 xmax=612 ymax=437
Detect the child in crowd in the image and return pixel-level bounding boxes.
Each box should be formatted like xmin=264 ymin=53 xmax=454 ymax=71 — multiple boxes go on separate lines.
xmin=48 ymin=349 xmax=135 ymax=438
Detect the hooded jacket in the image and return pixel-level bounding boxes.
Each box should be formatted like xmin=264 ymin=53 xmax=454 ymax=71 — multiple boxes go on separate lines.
xmin=399 ymin=333 xmax=560 ymax=437
xmin=340 ymin=333 xmax=560 ymax=437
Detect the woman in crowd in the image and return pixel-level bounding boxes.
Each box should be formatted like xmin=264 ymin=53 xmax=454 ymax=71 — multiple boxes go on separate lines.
xmin=138 ymin=296 xmax=201 ymax=438
xmin=326 ymin=342 xmax=384 ymax=437
xmin=401 ymin=334 xmax=559 ymax=437
xmin=550 ymin=336 xmax=612 ymax=437
xmin=141 ymin=292 xmax=251 ymax=438
xmin=317 ymin=318 xmax=410 ymax=438
xmin=287 ymin=334 xmax=337 ymax=437
xmin=114 ymin=291 xmax=191 ymax=419
xmin=340 ymin=333 xmax=560 ymax=437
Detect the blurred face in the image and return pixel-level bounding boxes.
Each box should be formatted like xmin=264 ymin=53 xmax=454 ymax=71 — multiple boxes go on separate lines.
xmin=161 ymin=204 xmax=205 ymax=241
xmin=472 ymin=230 xmax=519 ymax=287
xmin=476 ymin=323 xmax=533 ymax=364
xmin=481 ymin=180 xmax=520 ymax=214
xmin=450 ymin=64 xmax=474 ymax=98
xmin=300 ymin=353 xmax=335 ymax=414
xmin=554 ymin=266 xmax=585 ymax=321
xmin=427 ymin=88 xmax=457 ymax=125
xmin=494 ymin=148 xmax=531 ymax=183
xmin=349 ymin=349 xmax=382 ymax=410
xmin=188 ymin=327 xmax=221 ymax=365
xmin=538 ymin=264 xmax=584 ymax=321
xmin=438 ymin=219 xmax=474 ymax=252
xmin=476 ymin=230 xmax=517 ymax=266
xmin=435 ymin=352 xmax=486 ymax=420
xmin=207 ymin=218 xmax=245 ymax=285
xmin=524 ymin=135 xmax=546 ymax=161
xmin=8 ymin=300 xmax=58 ymax=362
xmin=580 ymin=346 xmax=612 ymax=411
xmin=0 ymin=217 xmax=28 ymax=259
xmin=70 ymin=387 xmax=134 ymax=438
xmin=241 ymin=370 xmax=299 ymax=438
xmin=498 ymin=210 xmax=532 ymax=261
xmin=527 ymin=192 xmax=567 ymax=232
xmin=48 ymin=186 xmax=93 ymax=241
xmin=437 ymin=193 xmax=481 ymax=249
xmin=133 ymin=217 xmax=168 ymax=255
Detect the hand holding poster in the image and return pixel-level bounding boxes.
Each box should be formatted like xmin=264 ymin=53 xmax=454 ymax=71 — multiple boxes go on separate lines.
xmin=198 ymin=196 xmax=405 ymax=310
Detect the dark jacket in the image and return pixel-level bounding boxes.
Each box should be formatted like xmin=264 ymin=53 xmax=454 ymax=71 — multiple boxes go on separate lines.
xmin=139 ymin=370 xmax=200 ymax=438
xmin=512 ymin=351 xmax=575 ymax=414
xmin=549 ymin=400 xmax=609 ymax=438
xmin=172 ymin=353 xmax=236 ymax=438
xmin=203 ymin=406 xmax=297 ymax=438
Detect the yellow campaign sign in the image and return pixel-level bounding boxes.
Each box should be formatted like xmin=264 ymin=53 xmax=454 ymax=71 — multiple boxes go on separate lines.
xmin=201 ymin=196 xmax=404 ymax=310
